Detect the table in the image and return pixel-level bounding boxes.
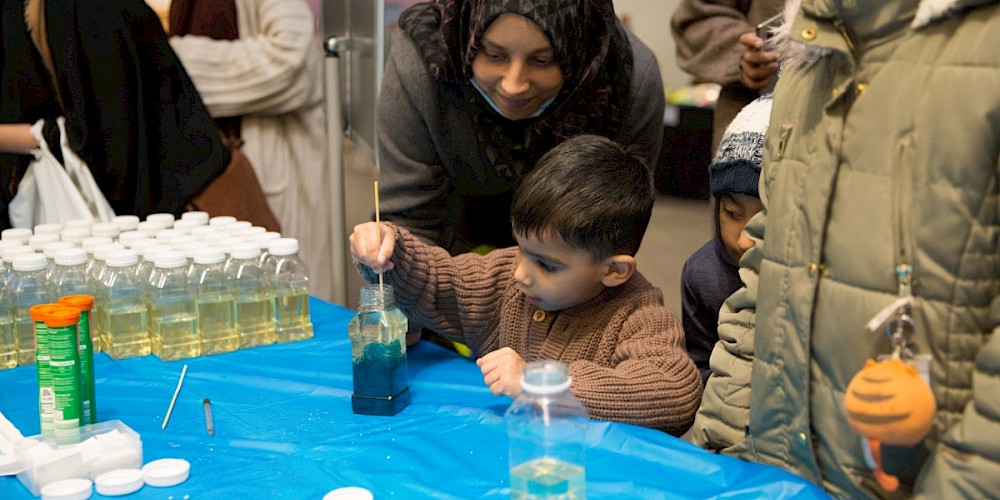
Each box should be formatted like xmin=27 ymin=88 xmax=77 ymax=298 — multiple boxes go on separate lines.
xmin=1 ymin=298 xmax=828 ymax=498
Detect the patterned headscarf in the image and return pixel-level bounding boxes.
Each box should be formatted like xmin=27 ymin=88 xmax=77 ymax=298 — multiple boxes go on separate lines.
xmin=398 ymin=0 xmax=633 ymax=180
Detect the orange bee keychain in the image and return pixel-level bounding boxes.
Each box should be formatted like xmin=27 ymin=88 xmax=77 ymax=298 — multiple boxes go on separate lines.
xmin=845 ymin=272 xmax=935 ymax=493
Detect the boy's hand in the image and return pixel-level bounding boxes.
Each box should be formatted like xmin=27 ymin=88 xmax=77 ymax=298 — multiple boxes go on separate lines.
xmin=477 ymin=347 xmax=526 ymax=398
xmin=349 ymin=222 xmax=396 ymax=273
xmin=738 ymin=32 xmax=780 ymax=90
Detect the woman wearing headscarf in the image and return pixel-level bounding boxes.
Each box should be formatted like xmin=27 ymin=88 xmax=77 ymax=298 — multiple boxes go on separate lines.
xmin=377 ymin=0 xmax=665 ymax=255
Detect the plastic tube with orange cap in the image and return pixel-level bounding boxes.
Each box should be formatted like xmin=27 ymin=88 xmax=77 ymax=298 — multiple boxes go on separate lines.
xmin=59 ymin=295 xmax=97 ymax=425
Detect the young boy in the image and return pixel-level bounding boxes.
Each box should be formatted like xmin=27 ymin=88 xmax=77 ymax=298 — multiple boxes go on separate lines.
xmin=350 ymin=134 xmax=701 ymax=435
xmin=679 ymin=94 xmax=770 ymax=385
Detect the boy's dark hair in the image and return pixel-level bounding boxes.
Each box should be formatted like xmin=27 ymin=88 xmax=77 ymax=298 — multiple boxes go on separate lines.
xmin=510 ymin=134 xmax=653 ymax=261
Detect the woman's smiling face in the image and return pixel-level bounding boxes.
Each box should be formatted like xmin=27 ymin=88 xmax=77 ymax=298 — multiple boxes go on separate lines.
xmin=471 ymin=13 xmax=564 ymax=120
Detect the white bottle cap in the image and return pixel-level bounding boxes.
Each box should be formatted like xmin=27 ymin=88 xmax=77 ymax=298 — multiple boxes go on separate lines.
xmin=146 ymin=213 xmax=176 ymax=228
xmin=136 ymin=221 xmax=168 ymax=236
xmin=61 ymin=227 xmax=91 ymax=243
xmin=12 ymin=253 xmax=47 ymax=272
xmin=1 ymin=227 xmax=32 ymax=243
xmin=189 ymin=226 xmax=217 ymax=239
xmin=94 ymin=468 xmax=144 ymax=496
xmin=268 ymin=238 xmax=299 ymax=256
xmin=154 ymin=250 xmax=188 ymax=269
xmin=33 ymin=223 xmax=64 ymax=236
xmin=193 ymin=248 xmax=226 ymax=265
xmin=105 ymin=250 xmax=139 ymax=268
xmin=236 ymin=226 xmax=267 ymax=238
xmin=208 ymin=215 xmax=237 ymax=228
xmin=323 ymin=487 xmax=374 ymax=500
xmin=155 ymin=229 xmax=184 ymax=244
xmin=81 ymin=236 xmax=114 ymax=252
xmin=141 ymin=244 xmax=174 ymax=263
xmin=230 ymin=243 xmax=262 ymax=260
xmin=168 ymin=235 xmax=198 ymax=251
xmin=28 ymin=233 xmax=60 ymax=249
xmin=41 ymin=241 xmax=76 ymax=259
xmin=181 ymin=211 xmax=210 ymax=224
xmin=112 ymin=214 xmax=141 ymax=232
xmin=171 ymin=219 xmax=201 ymax=234
xmin=39 ymin=477 xmax=92 ymax=500
xmin=90 ymin=222 xmax=120 ymax=238
xmin=142 ymin=458 xmax=190 ymax=487
xmin=0 ymin=244 xmax=32 ymax=263
xmin=55 ymin=248 xmax=89 ymax=266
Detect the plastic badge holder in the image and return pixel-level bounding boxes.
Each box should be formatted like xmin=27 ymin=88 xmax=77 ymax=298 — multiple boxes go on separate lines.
xmin=15 ymin=420 xmax=142 ymax=497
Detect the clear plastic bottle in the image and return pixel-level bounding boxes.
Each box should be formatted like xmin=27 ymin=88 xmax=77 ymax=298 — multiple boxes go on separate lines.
xmin=191 ymin=248 xmax=239 ymax=355
xmin=51 ymin=248 xmax=91 ymax=297
xmin=0 ymin=244 xmax=33 ymax=284
xmin=264 ymin=238 xmax=313 ymax=343
xmin=348 ymin=284 xmax=410 ymax=416
xmin=41 ymin=241 xmax=76 ymax=280
xmin=228 ymin=243 xmax=276 ymax=349
xmin=10 ymin=253 xmax=55 ymax=366
xmin=98 ymin=250 xmax=149 ymax=359
xmin=87 ymin=243 xmax=125 ymax=345
xmin=506 ymin=360 xmax=589 ymax=500
xmin=0 ymin=260 xmax=15 ymax=370
xmin=148 ymin=250 xmax=200 ymax=361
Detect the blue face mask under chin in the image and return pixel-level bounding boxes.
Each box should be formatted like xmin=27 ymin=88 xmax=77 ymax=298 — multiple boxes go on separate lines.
xmin=470 ymin=78 xmax=556 ymax=120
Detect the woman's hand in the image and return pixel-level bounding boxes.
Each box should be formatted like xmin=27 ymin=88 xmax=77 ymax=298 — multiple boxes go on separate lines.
xmin=738 ymin=32 xmax=780 ymax=90
xmin=349 ymin=222 xmax=396 ymax=273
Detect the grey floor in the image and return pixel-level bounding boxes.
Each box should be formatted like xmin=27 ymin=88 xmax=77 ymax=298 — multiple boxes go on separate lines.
xmin=636 ymin=195 xmax=713 ymax=314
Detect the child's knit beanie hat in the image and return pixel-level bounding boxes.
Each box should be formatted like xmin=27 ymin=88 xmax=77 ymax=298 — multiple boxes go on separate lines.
xmin=709 ymin=93 xmax=773 ymax=198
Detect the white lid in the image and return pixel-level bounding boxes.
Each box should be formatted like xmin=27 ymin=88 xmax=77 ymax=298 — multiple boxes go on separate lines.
xmin=40 ymin=477 xmax=92 ymax=500
xmin=112 ymin=215 xmax=141 ymax=231
xmin=323 ymin=487 xmax=374 ymax=500
xmin=0 ymin=239 xmax=26 ymax=249
xmin=216 ymin=237 xmax=245 ymax=253
xmin=94 ymin=468 xmax=144 ymax=496
xmin=268 ymin=238 xmax=299 ymax=256
xmin=189 ymin=226 xmax=217 ymax=238
xmin=236 ymin=226 xmax=267 ymax=238
xmin=156 ymin=229 xmax=183 ymax=243
xmin=28 ymin=233 xmax=60 ymax=248
xmin=12 ymin=253 xmax=47 ymax=272
xmin=54 ymin=248 xmax=88 ymax=266
xmin=146 ymin=213 xmax=176 ymax=228
xmin=193 ymin=248 xmax=226 ymax=265
xmin=91 ymin=222 xmax=120 ymax=238
xmin=230 ymin=243 xmax=262 ymax=260
xmin=208 ymin=215 xmax=237 ymax=227
xmin=33 ymin=223 xmax=64 ymax=235
xmin=140 ymin=243 xmax=173 ymax=260
xmin=136 ymin=221 xmax=168 ymax=235
xmin=142 ymin=458 xmax=190 ymax=487
xmin=129 ymin=238 xmax=159 ymax=254
xmin=41 ymin=241 xmax=75 ymax=259
xmin=105 ymin=250 xmax=139 ymax=268
xmin=81 ymin=236 xmax=114 ymax=251
xmin=181 ymin=211 xmax=209 ymax=224
xmin=0 ymin=244 xmax=32 ymax=262
xmin=253 ymin=232 xmax=281 ymax=244
xmin=61 ymin=227 xmax=91 ymax=243
xmin=117 ymin=230 xmax=145 ymax=246
xmin=64 ymin=218 xmax=92 ymax=229
xmin=171 ymin=219 xmax=201 ymax=234
xmin=225 ymin=220 xmax=252 ymax=233
xmin=154 ymin=250 xmax=188 ymax=269
xmin=93 ymin=243 xmax=126 ymax=261
xmin=168 ymin=235 xmax=198 ymax=250
xmin=1 ymin=227 xmax=32 ymax=243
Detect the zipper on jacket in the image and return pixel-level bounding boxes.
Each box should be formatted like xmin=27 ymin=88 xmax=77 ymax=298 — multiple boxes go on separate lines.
xmin=894 ymin=137 xmax=916 ymax=286
xmin=831 ymin=17 xmax=858 ymax=61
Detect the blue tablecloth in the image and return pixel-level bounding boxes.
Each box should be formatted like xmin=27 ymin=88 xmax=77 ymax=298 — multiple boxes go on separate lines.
xmin=1 ymin=298 xmax=828 ymax=499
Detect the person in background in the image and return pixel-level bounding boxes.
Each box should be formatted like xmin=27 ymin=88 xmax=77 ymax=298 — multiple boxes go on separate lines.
xmin=686 ymin=0 xmax=1000 ymax=497
xmin=165 ymin=0 xmax=334 ymax=302
xmin=680 ymin=94 xmax=769 ymax=386
xmin=377 ymin=0 xmax=665 ymax=256
xmin=671 ymin=0 xmax=782 ymax=152
xmin=350 ymin=135 xmax=701 ymax=434
xmin=0 ymin=0 xmax=228 ymax=229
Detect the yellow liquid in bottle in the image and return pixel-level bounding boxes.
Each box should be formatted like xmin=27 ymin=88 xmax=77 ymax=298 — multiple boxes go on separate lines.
xmin=14 ymin=318 xmax=36 ymax=366
xmin=197 ymin=294 xmax=239 ymax=355
xmin=275 ymin=289 xmax=313 ymax=343
xmin=236 ymin=293 xmax=276 ymax=348
xmin=150 ymin=311 xmax=199 ymax=361
xmin=0 ymin=317 xmax=15 ymax=369
xmin=102 ymin=304 xmax=150 ymax=359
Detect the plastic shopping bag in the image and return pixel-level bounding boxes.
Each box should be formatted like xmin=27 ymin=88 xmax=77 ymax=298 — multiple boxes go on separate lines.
xmin=9 ymin=118 xmax=116 ymax=228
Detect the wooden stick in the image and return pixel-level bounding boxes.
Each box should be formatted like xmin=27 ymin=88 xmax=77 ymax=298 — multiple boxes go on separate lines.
xmin=374 ymin=181 xmax=384 ymax=291
xmin=162 ymin=364 xmax=188 ymax=430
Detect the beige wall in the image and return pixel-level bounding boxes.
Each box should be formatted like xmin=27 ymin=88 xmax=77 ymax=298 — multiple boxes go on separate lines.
xmin=614 ymin=0 xmax=693 ymax=91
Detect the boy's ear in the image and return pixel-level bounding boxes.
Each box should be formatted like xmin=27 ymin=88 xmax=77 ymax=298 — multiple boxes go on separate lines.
xmin=601 ymin=255 xmax=636 ymax=288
